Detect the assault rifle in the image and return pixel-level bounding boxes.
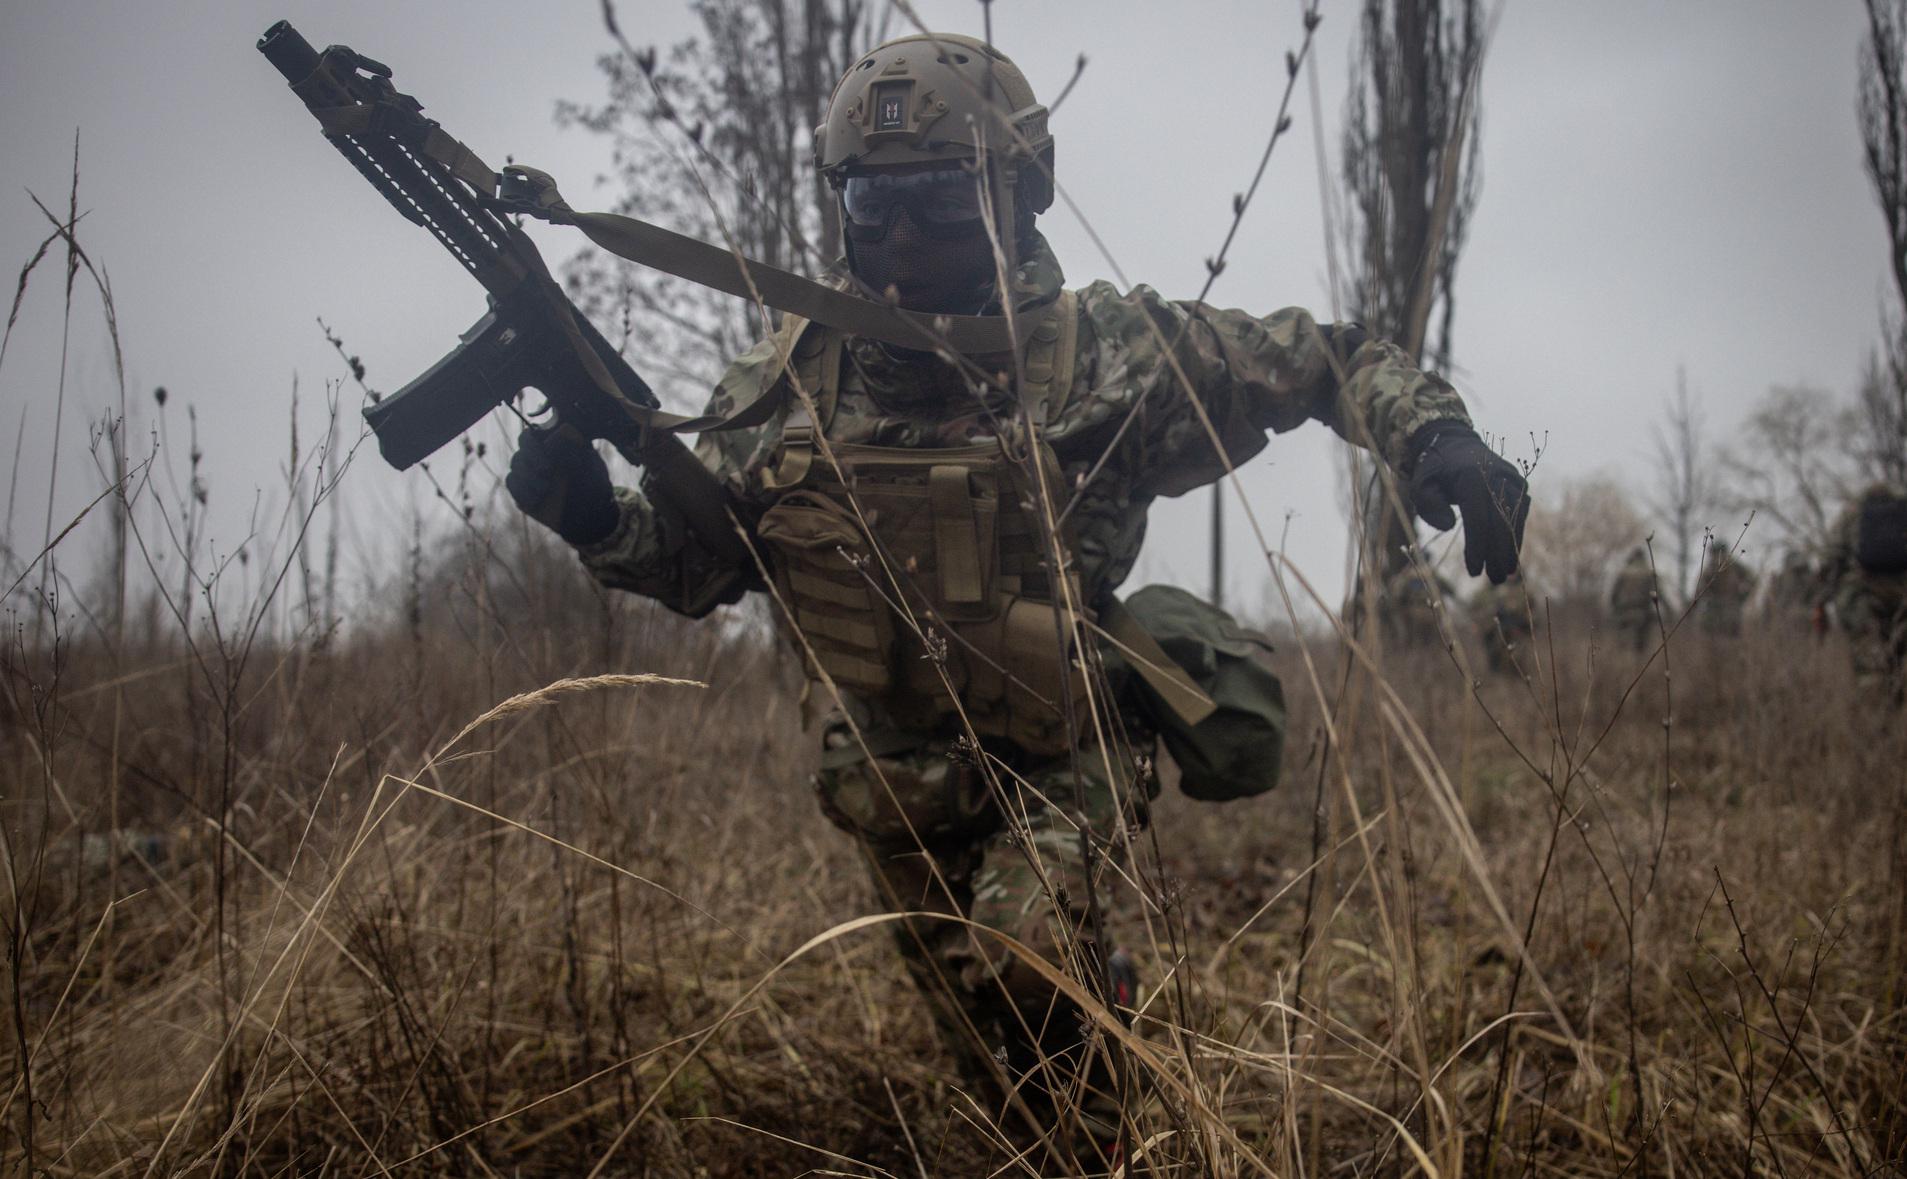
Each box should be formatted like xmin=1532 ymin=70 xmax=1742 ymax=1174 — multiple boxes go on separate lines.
xmin=257 ymin=20 xmax=750 ymax=607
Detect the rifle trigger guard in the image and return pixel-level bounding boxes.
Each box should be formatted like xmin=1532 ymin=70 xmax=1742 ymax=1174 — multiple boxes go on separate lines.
xmin=497 ymin=165 xmax=575 ymax=223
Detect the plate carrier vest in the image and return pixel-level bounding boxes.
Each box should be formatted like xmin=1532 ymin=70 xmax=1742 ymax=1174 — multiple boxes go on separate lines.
xmin=752 ymin=292 xmax=1094 ymax=755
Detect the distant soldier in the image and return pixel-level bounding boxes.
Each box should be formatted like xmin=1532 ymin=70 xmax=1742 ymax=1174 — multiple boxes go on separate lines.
xmin=1763 ymin=550 xmax=1828 ymax=637
xmin=1822 ymin=483 xmax=1907 ymax=697
xmin=1379 ymin=565 xmax=1457 ymax=651
xmin=1696 ymin=544 xmax=1757 ymax=637
xmin=1475 ymin=572 xmax=1533 ymax=673
xmin=1609 ymin=546 xmax=1657 ymax=651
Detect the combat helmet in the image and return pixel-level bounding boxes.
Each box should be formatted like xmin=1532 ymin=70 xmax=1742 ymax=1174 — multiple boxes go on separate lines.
xmin=815 ymin=33 xmax=1054 ymax=218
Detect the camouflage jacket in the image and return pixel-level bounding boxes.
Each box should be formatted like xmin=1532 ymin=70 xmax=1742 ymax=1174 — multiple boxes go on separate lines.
xmin=1474 ymin=576 xmax=1533 ymax=630
xmin=578 ymin=236 xmax=1470 ymax=614
xmin=1609 ymin=555 xmax=1657 ymax=616
xmin=1699 ymin=551 xmax=1756 ymax=604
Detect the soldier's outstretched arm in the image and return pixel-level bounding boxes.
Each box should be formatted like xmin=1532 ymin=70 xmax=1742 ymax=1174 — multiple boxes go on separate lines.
xmin=1084 ymin=285 xmax=1527 ymax=581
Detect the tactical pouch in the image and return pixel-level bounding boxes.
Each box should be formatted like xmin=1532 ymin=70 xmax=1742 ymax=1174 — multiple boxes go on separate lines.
xmin=757 ymin=491 xmax=895 ymax=693
xmin=813 ymin=725 xmax=994 ymax=843
xmin=836 ymin=450 xmax=1005 ymax=622
xmin=1103 ymin=585 xmax=1286 ymax=802
xmin=1856 ymin=493 xmax=1907 ymax=574
xmin=937 ymin=595 xmax=1096 ymax=756
xmin=758 ymin=447 xmax=1094 ymax=755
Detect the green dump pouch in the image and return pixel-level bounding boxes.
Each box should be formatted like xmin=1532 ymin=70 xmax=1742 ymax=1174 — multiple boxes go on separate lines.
xmin=1104 ymin=584 xmax=1286 ymax=802
xmin=1856 ymin=492 xmax=1907 ymax=575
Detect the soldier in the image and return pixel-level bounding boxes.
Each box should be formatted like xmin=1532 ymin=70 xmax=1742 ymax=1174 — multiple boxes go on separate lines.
xmin=1609 ymin=546 xmax=1657 ymax=651
xmin=1696 ymin=543 xmax=1757 ymax=637
xmin=1475 ymin=571 xmax=1533 ymax=674
xmin=1763 ymin=549 xmax=1828 ymax=637
xmin=505 ymin=33 xmax=1528 ymax=1143
xmin=1822 ymin=483 xmax=1907 ymax=697
xmin=1375 ymin=565 xmax=1458 ymax=651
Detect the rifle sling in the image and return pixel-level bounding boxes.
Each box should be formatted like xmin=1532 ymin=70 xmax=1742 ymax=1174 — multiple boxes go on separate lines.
xmin=562 ymin=209 xmax=1023 ymax=357
xmin=329 ymin=103 xmax=1033 ymax=441
xmin=380 ymin=114 xmax=1029 ymax=357
xmin=507 ymin=235 xmax=792 ymax=439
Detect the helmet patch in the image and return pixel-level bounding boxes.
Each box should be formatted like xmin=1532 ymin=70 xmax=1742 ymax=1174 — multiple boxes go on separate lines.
xmin=874 ymin=86 xmax=907 ymax=131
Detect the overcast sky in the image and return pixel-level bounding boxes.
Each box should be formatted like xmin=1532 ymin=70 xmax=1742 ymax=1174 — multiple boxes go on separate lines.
xmin=0 ymin=0 xmax=1887 ymax=627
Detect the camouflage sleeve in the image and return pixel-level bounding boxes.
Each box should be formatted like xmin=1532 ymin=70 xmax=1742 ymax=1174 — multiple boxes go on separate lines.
xmin=574 ymin=330 xmax=793 ymax=614
xmin=1068 ymin=282 xmax=1470 ymax=497
xmin=574 ymin=479 xmax=750 ymax=615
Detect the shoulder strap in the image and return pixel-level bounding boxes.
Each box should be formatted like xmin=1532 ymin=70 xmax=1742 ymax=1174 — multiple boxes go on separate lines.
xmin=1100 ymin=595 xmax=1218 ymax=727
xmin=762 ymin=320 xmax=843 ymax=491
xmin=1017 ymin=290 xmax=1079 ymax=427
xmin=763 ymin=294 xmax=1073 ymax=490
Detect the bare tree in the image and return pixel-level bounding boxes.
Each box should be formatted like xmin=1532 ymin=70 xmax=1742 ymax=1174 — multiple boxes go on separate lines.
xmin=1723 ymin=384 xmax=1860 ymax=553
xmin=557 ymin=0 xmax=875 ymax=406
xmin=1339 ymin=0 xmax=1486 ymax=586
xmin=1647 ymin=366 xmax=1716 ymax=601
xmin=1342 ymin=0 xmax=1484 ymax=371
xmin=1862 ymin=0 xmax=1907 ymax=308
xmin=1858 ymin=334 xmax=1907 ymax=488
xmin=1857 ymin=0 xmax=1907 ymax=487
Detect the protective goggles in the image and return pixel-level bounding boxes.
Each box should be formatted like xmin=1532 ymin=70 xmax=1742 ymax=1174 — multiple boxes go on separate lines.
xmin=842 ymin=168 xmax=988 ymax=228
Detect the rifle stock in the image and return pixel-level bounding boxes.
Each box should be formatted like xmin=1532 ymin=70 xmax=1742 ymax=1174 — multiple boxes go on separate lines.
xmin=260 ymin=20 xmax=753 ymax=612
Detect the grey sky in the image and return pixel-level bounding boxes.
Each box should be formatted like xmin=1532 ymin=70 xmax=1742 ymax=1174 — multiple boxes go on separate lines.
xmin=0 ymin=1 xmax=1887 ymax=623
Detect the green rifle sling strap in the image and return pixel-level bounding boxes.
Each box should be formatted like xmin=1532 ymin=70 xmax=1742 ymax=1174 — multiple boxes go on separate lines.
xmin=486 ymin=161 xmax=1025 ymax=357
xmin=1100 ymin=597 xmax=1219 ymax=728
xmin=390 ymin=122 xmax=1039 ymax=429
xmin=409 ymin=122 xmax=1025 ymax=356
xmin=561 ymin=207 xmax=1024 ymax=357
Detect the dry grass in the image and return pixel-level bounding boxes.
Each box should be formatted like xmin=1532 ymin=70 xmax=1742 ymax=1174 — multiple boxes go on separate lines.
xmin=5 ymin=108 xmax=1904 ymax=1179
xmin=4 ymin=564 xmax=1904 ymax=1176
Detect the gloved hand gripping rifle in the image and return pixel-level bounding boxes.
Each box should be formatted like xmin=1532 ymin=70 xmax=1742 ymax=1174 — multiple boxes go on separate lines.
xmin=257 ymin=21 xmax=749 ymax=609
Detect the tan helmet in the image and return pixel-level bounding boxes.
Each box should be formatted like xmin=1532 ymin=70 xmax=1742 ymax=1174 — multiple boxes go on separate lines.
xmin=814 ymin=33 xmax=1054 ymax=214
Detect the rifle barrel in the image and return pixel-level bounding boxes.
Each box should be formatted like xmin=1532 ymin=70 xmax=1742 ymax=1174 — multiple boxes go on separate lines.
xmin=258 ymin=21 xmax=320 ymax=84
xmin=259 ymin=22 xmax=520 ymax=295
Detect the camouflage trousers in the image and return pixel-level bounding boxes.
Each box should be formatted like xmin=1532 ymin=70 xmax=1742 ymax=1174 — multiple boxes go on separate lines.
xmin=813 ymin=721 xmax=1155 ymax=1125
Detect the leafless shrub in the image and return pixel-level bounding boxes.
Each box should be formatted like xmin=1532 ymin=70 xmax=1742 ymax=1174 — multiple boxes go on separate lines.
xmin=1722 ymin=383 xmax=1861 ymax=554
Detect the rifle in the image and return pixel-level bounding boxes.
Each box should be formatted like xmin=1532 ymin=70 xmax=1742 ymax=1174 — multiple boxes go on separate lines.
xmin=257 ymin=20 xmax=751 ymax=612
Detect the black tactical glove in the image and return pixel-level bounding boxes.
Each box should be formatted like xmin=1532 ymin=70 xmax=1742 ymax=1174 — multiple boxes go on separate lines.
xmin=1406 ymin=421 xmax=1528 ymax=583
xmin=505 ymin=425 xmax=621 ymax=546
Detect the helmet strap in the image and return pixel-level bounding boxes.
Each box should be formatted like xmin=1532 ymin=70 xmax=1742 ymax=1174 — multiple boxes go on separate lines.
xmin=982 ymin=154 xmax=1023 ymax=318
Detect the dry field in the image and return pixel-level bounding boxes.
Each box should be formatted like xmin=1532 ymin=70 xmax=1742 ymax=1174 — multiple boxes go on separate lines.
xmin=3 ymin=159 xmax=1902 ymax=1179
xmin=4 ymin=526 xmax=1904 ymax=1176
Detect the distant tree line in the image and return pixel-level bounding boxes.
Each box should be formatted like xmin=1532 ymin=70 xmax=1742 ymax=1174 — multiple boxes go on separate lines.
xmin=1513 ymin=3 xmax=1907 ymax=611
